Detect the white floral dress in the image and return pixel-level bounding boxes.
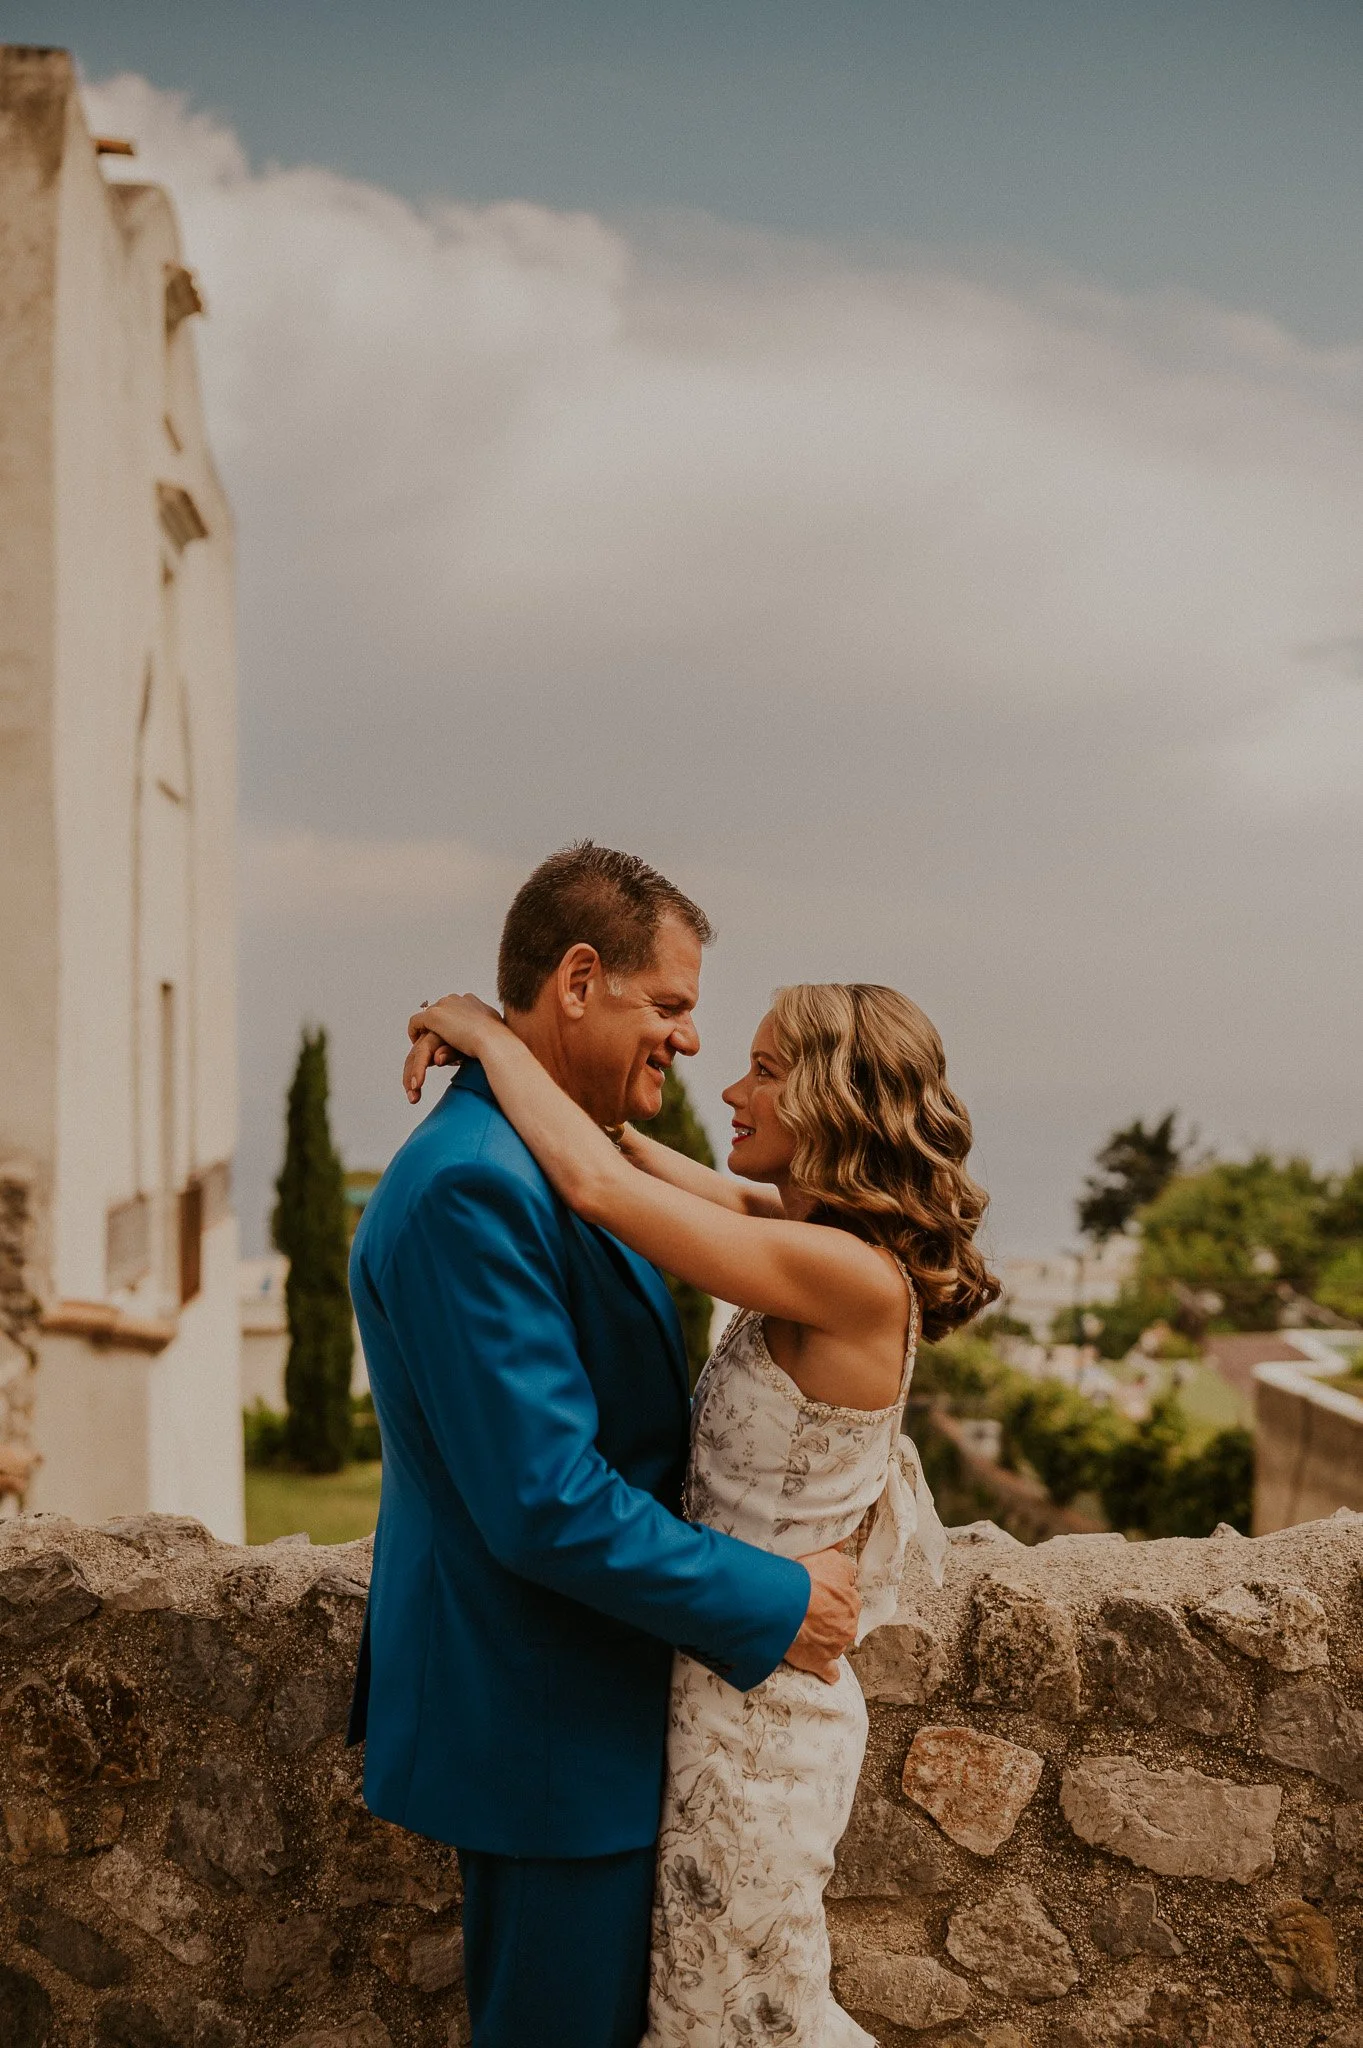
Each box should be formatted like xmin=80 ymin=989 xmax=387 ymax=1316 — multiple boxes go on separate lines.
xmin=642 ymin=1264 xmax=947 ymax=2048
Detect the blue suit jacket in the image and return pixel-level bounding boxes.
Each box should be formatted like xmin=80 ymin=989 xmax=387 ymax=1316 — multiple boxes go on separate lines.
xmin=347 ymin=1061 xmax=810 ymax=1857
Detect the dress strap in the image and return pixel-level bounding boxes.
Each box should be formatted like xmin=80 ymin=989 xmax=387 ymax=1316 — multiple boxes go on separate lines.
xmin=886 ymin=1252 xmax=920 ymax=1391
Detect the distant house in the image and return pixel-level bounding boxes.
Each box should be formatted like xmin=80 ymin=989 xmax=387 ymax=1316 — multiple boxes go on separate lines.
xmin=239 ymin=1255 xmax=289 ymax=1413
xmin=999 ymin=1236 xmax=1139 ymax=1343
xmin=239 ymin=1238 xmax=370 ymax=1412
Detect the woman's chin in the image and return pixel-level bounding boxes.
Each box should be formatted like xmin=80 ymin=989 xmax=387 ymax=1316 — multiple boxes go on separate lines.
xmin=727 ymin=1145 xmax=756 ymax=1178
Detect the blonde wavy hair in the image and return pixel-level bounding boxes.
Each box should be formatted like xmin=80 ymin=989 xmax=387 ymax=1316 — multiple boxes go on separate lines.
xmin=769 ymin=983 xmax=1000 ymax=1342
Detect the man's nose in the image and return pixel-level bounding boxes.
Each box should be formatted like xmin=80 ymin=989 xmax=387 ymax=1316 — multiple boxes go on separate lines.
xmin=669 ymin=1016 xmax=700 ymax=1057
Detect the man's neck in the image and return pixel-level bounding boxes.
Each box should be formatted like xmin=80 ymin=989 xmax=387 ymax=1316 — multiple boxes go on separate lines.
xmin=503 ymin=1006 xmax=594 ymax=1113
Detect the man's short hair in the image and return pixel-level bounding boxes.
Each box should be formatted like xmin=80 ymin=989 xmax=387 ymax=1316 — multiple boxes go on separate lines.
xmin=497 ymin=842 xmax=715 ymax=1013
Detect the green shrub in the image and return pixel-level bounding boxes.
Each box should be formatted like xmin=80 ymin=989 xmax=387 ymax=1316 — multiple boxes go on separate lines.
xmin=351 ymin=1391 xmax=382 ymax=1463
xmin=1098 ymin=1394 xmax=1187 ymax=1533
xmin=913 ymin=1334 xmax=1007 ymax=1409
xmin=1002 ymin=1379 xmax=1121 ymax=1506
xmin=243 ymin=1401 xmax=289 ymax=1470
xmin=1156 ymin=1426 xmax=1254 ymax=1537
xmin=1317 ymin=1245 xmax=1363 ymax=1325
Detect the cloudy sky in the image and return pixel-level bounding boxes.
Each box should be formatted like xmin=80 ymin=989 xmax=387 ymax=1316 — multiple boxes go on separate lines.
xmin=23 ymin=2 xmax=1363 ymax=1256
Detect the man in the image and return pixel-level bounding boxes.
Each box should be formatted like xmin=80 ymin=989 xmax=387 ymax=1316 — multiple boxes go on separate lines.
xmin=348 ymin=842 xmax=859 ymax=2048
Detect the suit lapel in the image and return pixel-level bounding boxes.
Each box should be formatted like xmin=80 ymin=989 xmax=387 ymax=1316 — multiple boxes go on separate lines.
xmin=586 ymin=1222 xmax=691 ymax=1408
xmin=454 ymin=1061 xmax=692 ymax=1405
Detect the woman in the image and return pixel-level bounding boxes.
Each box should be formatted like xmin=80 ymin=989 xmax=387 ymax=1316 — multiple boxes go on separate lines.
xmin=404 ymin=982 xmax=998 ymax=2046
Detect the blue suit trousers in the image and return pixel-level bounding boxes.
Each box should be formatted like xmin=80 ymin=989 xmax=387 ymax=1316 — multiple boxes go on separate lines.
xmin=458 ymin=1844 xmax=655 ymax=2048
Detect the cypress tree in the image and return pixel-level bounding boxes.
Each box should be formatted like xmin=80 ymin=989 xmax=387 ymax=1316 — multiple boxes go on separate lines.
xmin=273 ymin=1027 xmax=354 ymax=1472
xmin=642 ymin=1067 xmax=716 ymax=1385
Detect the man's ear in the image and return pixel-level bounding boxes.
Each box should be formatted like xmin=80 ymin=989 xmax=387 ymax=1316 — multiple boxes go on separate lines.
xmin=555 ymin=944 xmax=601 ymax=1020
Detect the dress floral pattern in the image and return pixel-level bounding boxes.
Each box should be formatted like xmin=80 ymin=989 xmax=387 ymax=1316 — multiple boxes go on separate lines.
xmin=642 ymin=1266 xmax=946 ymax=2047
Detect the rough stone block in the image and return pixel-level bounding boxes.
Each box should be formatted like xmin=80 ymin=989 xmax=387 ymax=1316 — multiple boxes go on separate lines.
xmin=267 ymin=1666 xmax=352 ymax=1755
xmin=167 ymin=1753 xmax=290 ymax=1892
xmin=194 ymin=2004 xmax=247 ymax=2048
xmin=64 ymin=1661 xmax=160 ymax=1783
xmin=408 ymin=1923 xmax=465 ymax=1994
xmin=330 ymin=1794 xmax=458 ymax=1910
xmin=1060 ymin=1755 xmax=1280 ymax=1883
xmin=93 ymin=1997 xmax=183 ymax=2048
xmin=1244 ymin=1896 xmax=1337 ymax=2001
xmin=240 ymin=1911 xmax=338 ymax=1996
xmin=945 ymin=1883 xmax=1078 ymax=2001
xmin=970 ymin=1576 xmax=1082 ymax=1718
xmin=98 ymin=1514 xmax=214 ymax=1560
xmin=1087 ymin=1880 xmax=1182 ymax=1959
xmin=1196 ymin=1580 xmax=1329 ymax=1671
xmin=14 ymin=1892 xmax=130 ymax=1988
xmin=1125 ymin=1984 xmax=1253 ymax=2048
xmin=3 ymin=1797 xmax=69 ymax=1861
xmin=850 ymin=1615 xmax=946 ymax=1704
xmin=1301 ymin=1801 xmax=1363 ymax=1900
xmin=1050 ymin=1992 xmax=1147 ymax=2048
xmin=0 ymin=1962 xmax=53 ymax=2048
xmin=1093 ymin=1595 xmax=1238 ymax=1737
xmin=281 ymin=2020 xmax=394 ymax=2048
xmin=90 ymin=1845 xmax=210 ymax=1966
xmin=902 ymin=1725 xmax=1043 ymax=1856
xmin=0 ymin=1673 xmax=100 ymax=1789
xmin=158 ymin=1616 xmax=261 ymax=1722
xmin=828 ymin=1788 xmax=955 ymax=1897
xmin=837 ymin=1950 xmax=972 ymax=2029
xmin=1259 ymin=1679 xmax=1363 ymax=1794
xmin=0 ymin=1552 xmax=101 ymax=1647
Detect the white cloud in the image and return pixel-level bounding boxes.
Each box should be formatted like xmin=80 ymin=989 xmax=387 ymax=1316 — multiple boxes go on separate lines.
xmin=242 ymin=830 xmax=515 ymax=924
xmin=83 ymin=74 xmax=1363 ymax=1252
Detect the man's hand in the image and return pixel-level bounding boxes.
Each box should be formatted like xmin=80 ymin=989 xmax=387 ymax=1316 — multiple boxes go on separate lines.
xmin=785 ymin=1547 xmax=860 ymax=1684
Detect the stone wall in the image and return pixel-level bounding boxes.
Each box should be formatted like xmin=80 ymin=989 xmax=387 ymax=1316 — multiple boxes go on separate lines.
xmin=1255 ymin=1362 xmax=1363 ymax=1535
xmin=6 ymin=1512 xmax=1363 ymax=2047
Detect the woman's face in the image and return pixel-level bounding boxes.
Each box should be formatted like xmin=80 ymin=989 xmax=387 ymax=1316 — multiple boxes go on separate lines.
xmin=722 ymin=1013 xmax=797 ymax=1182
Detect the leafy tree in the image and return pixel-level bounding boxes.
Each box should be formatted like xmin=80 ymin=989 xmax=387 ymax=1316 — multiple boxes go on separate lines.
xmin=977 ymin=1311 xmax=1036 ymax=1342
xmin=1136 ymin=1153 xmax=1331 ymax=1331
xmin=1002 ymin=1379 xmax=1120 ymax=1506
xmin=1157 ymin=1427 xmax=1254 ymax=1537
xmin=641 ymin=1066 xmax=717 ymax=1383
xmin=1098 ymin=1394 xmax=1187 ymax=1534
xmin=1077 ymin=1113 xmax=1184 ymax=1243
xmin=273 ymin=1028 xmax=354 ymax=1472
xmin=1322 ymin=1163 xmax=1363 ymax=1246
xmin=1318 ymin=1246 xmax=1363 ymax=1325
xmin=913 ymin=1333 xmax=1007 ymax=1410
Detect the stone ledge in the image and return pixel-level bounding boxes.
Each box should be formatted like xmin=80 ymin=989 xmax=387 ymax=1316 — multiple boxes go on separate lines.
xmin=3 ymin=1511 xmax=1363 ymax=2044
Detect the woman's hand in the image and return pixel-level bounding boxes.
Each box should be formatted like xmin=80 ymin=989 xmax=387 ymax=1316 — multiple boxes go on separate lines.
xmin=403 ymin=993 xmax=505 ymax=1103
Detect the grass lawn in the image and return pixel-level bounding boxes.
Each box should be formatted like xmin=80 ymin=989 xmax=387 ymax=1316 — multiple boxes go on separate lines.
xmin=245 ymin=1460 xmax=382 ymax=1546
xmin=1172 ymin=1363 xmax=1252 ymax=1445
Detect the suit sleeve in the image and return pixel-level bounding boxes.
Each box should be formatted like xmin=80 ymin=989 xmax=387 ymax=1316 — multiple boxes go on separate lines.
xmin=374 ymin=1157 xmax=810 ymax=1693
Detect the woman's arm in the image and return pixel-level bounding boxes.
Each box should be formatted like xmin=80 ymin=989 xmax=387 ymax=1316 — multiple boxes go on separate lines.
xmin=407 ymin=998 xmax=896 ymax=1337
xmin=618 ymin=1126 xmax=784 ymax=1219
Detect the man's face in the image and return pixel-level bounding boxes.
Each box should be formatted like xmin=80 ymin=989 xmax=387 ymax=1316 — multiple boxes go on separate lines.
xmin=567 ymin=915 xmax=703 ymax=1126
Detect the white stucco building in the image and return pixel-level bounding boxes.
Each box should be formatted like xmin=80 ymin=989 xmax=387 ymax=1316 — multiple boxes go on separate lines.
xmin=998 ymin=1235 xmax=1140 ymax=1344
xmin=0 ymin=46 xmax=243 ymax=1538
